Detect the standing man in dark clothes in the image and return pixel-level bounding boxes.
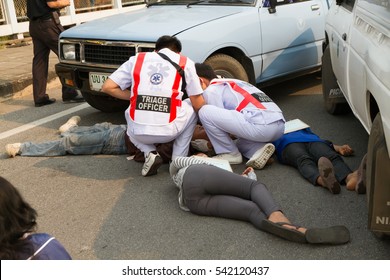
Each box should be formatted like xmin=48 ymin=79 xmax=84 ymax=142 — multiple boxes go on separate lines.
xmin=27 ymin=0 xmax=84 ymax=107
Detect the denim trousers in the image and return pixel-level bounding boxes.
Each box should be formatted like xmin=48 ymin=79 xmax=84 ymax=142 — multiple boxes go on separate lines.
xmin=20 ymin=123 xmax=127 ymax=156
xmin=281 ymin=141 xmax=353 ymax=185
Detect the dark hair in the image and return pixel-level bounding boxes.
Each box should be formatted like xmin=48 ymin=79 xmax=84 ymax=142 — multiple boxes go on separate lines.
xmin=155 ymin=35 xmax=182 ymax=52
xmin=0 ymin=176 xmax=37 ymax=260
xmin=195 ymin=63 xmax=218 ymax=80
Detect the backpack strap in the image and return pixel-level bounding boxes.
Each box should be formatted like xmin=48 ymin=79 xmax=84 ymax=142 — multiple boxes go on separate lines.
xmin=157 ymin=52 xmax=188 ymax=99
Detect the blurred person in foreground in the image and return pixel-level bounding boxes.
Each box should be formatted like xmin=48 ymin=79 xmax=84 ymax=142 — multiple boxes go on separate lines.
xmin=0 ymin=176 xmax=71 ymax=259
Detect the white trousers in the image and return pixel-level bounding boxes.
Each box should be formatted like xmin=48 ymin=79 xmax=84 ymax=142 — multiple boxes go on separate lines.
xmin=199 ymin=105 xmax=284 ymax=158
xmin=128 ymin=103 xmax=198 ymax=159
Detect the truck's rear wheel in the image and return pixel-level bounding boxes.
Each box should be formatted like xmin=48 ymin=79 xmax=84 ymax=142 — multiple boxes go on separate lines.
xmin=205 ymin=54 xmax=249 ymax=82
xmin=321 ymin=46 xmax=350 ymax=115
xmin=81 ymin=91 xmax=128 ymax=113
xmin=366 ymin=113 xmax=390 ymax=238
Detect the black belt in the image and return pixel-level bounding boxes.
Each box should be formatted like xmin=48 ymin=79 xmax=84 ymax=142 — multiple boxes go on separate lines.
xmin=31 ymin=15 xmax=52 ymax=22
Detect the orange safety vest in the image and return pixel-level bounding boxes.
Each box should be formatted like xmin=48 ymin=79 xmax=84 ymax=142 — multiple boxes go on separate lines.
xmin=129 ymin=52 xmax=187 ymax=124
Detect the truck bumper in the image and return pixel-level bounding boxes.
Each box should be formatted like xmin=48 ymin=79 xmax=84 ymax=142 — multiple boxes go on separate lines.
xmin=55 ymin=63 xmax=113 ymax=96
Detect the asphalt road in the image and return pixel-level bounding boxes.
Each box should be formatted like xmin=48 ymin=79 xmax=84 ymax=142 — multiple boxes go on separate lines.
xmin=1 ymin=74 xmax=389 ymax=260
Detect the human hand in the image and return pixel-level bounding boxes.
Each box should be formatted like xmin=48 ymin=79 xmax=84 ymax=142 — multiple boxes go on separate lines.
xmin=335 ymin=144 xmax=354 ymax=156
xmin=193 ymin=152 xmax=208 ymax=158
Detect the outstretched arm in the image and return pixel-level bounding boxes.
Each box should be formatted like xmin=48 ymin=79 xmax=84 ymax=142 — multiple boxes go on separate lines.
xmin=333 ymin=144 xmax=354 ymax=156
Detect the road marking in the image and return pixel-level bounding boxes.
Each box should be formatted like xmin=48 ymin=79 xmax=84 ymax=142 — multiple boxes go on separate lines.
xmin=0 ymin=103 xmax=90 ymax=140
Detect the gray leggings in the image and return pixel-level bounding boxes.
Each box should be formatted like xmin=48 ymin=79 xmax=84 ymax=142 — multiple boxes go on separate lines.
xmin=182 ymin=164 xmax=281 ymax=230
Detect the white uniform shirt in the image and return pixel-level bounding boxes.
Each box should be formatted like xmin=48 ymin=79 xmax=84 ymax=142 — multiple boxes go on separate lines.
xmin=109 ymin=48 xmax=203 ymax=136
xmin=203 ymin=78 xmax=285 ymax=125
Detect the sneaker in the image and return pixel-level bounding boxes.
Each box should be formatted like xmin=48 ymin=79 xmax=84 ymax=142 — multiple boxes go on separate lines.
xmin=246 ymin=143 xmax=275 ymax=170
xmin=59 ymin=116 xmax=81 ymax=133
xmin=213 ymin=151 xmax=242 ymax=164
xmin=318 ymin=157 xmax=341 ymax=194
xmin=5 ymin=143 xmax=21 ymax=157
xmin=141 ymin=152 xmax=163 ymax=176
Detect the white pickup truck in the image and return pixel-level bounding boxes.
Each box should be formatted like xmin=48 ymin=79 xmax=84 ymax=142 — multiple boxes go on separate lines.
xmin=56 ymin=0 xmax=333 ymax=112
xmin=322 ymin=0 xmax=390 ymax=237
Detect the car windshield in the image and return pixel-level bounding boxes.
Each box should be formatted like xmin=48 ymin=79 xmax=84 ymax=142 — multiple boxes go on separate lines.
xmin=145 ymin=0 xmax=257 ymax=7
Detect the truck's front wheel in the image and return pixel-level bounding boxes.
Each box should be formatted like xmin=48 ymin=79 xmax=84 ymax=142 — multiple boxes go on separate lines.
xmin=205 ymin=54 xmax=249 ymax=82
xmin=81 ymin=91 xmax=128 ymax=113
xmin=366 ymin=113 xmax=390 ymax=238
xmin=321 ymin=46 xmax=349 ymax=115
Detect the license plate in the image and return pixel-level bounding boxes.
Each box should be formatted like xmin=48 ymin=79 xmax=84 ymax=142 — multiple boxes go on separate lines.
xmin=89 ymin=72 xmax=110 ymax=91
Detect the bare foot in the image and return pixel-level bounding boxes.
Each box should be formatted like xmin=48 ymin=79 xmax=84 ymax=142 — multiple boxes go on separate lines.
xmin=334 ymin=144 xmax=354 ymax=156
xmin=346 ymin=170 xmax=359 ymax=191
xmin=356 ymin=154 xmax=367 ymax=194
xmin=268 ymin=211 xmax=307 ymax=234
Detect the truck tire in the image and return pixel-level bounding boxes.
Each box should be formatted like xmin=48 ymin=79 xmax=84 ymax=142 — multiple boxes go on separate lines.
xmin=81 ymin=91 xmax=128 ymax=113
xmin=366 ymin=113 xmax=390 ymax=238
xmin=205 ymin=54 xmax=249 ymax=82
xmin=321 ymin=46 xmax=350 ymax=115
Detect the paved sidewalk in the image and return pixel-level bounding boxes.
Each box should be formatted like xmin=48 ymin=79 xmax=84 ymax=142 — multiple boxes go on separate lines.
xmin=0 ymin=40 xmax=58 ymax=100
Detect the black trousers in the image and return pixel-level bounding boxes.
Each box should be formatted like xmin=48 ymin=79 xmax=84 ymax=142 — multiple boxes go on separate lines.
xmin=282 ymin=141 xmax=353 ymax=185
xmin=29 ymin=18 xmax=76 ymax=103
xmin=182 ymin=164 xmax=281 ymax=231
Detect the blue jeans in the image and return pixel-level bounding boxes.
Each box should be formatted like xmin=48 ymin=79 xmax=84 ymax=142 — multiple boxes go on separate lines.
xmin=20 ymin=123 xmax=127 ymax=156
xmin=281 ymin=141 xmax=352 ymax=185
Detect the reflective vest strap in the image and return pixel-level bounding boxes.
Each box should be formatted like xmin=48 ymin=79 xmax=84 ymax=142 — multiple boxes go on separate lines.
xmin=227 ymin=81 xmax=266 ymax=111
xmin=169 ymin=55 xmax=187 ymax=122
xmin=130 ymin=53 xmax=146 ymax=120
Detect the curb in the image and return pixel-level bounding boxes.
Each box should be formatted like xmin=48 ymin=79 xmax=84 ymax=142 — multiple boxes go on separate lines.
xmin=0 ymin=38 xmax=58 ymax=100
xmin=0 ymin=37 xmax=32 ymax=49
xmin=0 ymin=72 xmax=59 ymax=100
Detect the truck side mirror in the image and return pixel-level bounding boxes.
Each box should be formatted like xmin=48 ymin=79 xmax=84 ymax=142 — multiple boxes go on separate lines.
xmin=268 ymin=0 xmax=277 ymax=14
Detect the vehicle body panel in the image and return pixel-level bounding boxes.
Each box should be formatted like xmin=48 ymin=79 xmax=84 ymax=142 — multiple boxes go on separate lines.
xmin=56 ymin=0 xmax=332 ymax=111
xmin=325 ymin=0 xmax=390 ymax=154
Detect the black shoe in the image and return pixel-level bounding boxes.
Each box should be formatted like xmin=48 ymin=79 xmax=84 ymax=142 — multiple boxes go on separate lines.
xmin=35 ymin=98 xmax=56 ymax=107
xmin=63 ymin=95 xmax=85 ymax=103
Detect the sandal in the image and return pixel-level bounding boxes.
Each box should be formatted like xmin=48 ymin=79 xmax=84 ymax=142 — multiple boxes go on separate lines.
xmin=261 ymin=220 xmax=307 ymax=243
xmin=305 ymin=226 xmax=350 ymax=244
xmin=261 ymin=220 xmax=350 ymax=245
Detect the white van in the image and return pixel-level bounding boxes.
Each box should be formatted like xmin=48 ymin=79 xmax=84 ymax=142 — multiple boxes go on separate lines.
xmin=322 ymin=0 xmax=390 ymax=237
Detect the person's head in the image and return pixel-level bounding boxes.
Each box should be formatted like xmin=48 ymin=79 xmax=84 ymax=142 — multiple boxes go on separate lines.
xmin=0 ymin=176 xmax=37 ymax=259
xmin=155 ymin=35 xmax=182 ymax=53
xmin=195 ymin=63 xmax=218 ymax=90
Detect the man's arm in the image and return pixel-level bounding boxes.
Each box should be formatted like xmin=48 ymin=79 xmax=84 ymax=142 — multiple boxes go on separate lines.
xmin=101 ymin=78 xmax=131 ymax=101
xmin=46 ymin=0 xmax=71 ymax=9
xmin=189 ymin=94 xmax=205 ymax=112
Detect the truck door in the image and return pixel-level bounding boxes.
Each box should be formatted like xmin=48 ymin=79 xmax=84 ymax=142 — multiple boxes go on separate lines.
xmin=326 ymin=0 xmax=356 ymax=96
xmin=258 ymin=0 xmax=330 ymax=83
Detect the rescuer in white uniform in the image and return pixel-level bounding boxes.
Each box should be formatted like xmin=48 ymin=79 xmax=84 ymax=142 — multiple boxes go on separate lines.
xmin=195 ymin=63 xmax=285 ymax=169
xmin=102 ymin=36 xmax=204 ymax=176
